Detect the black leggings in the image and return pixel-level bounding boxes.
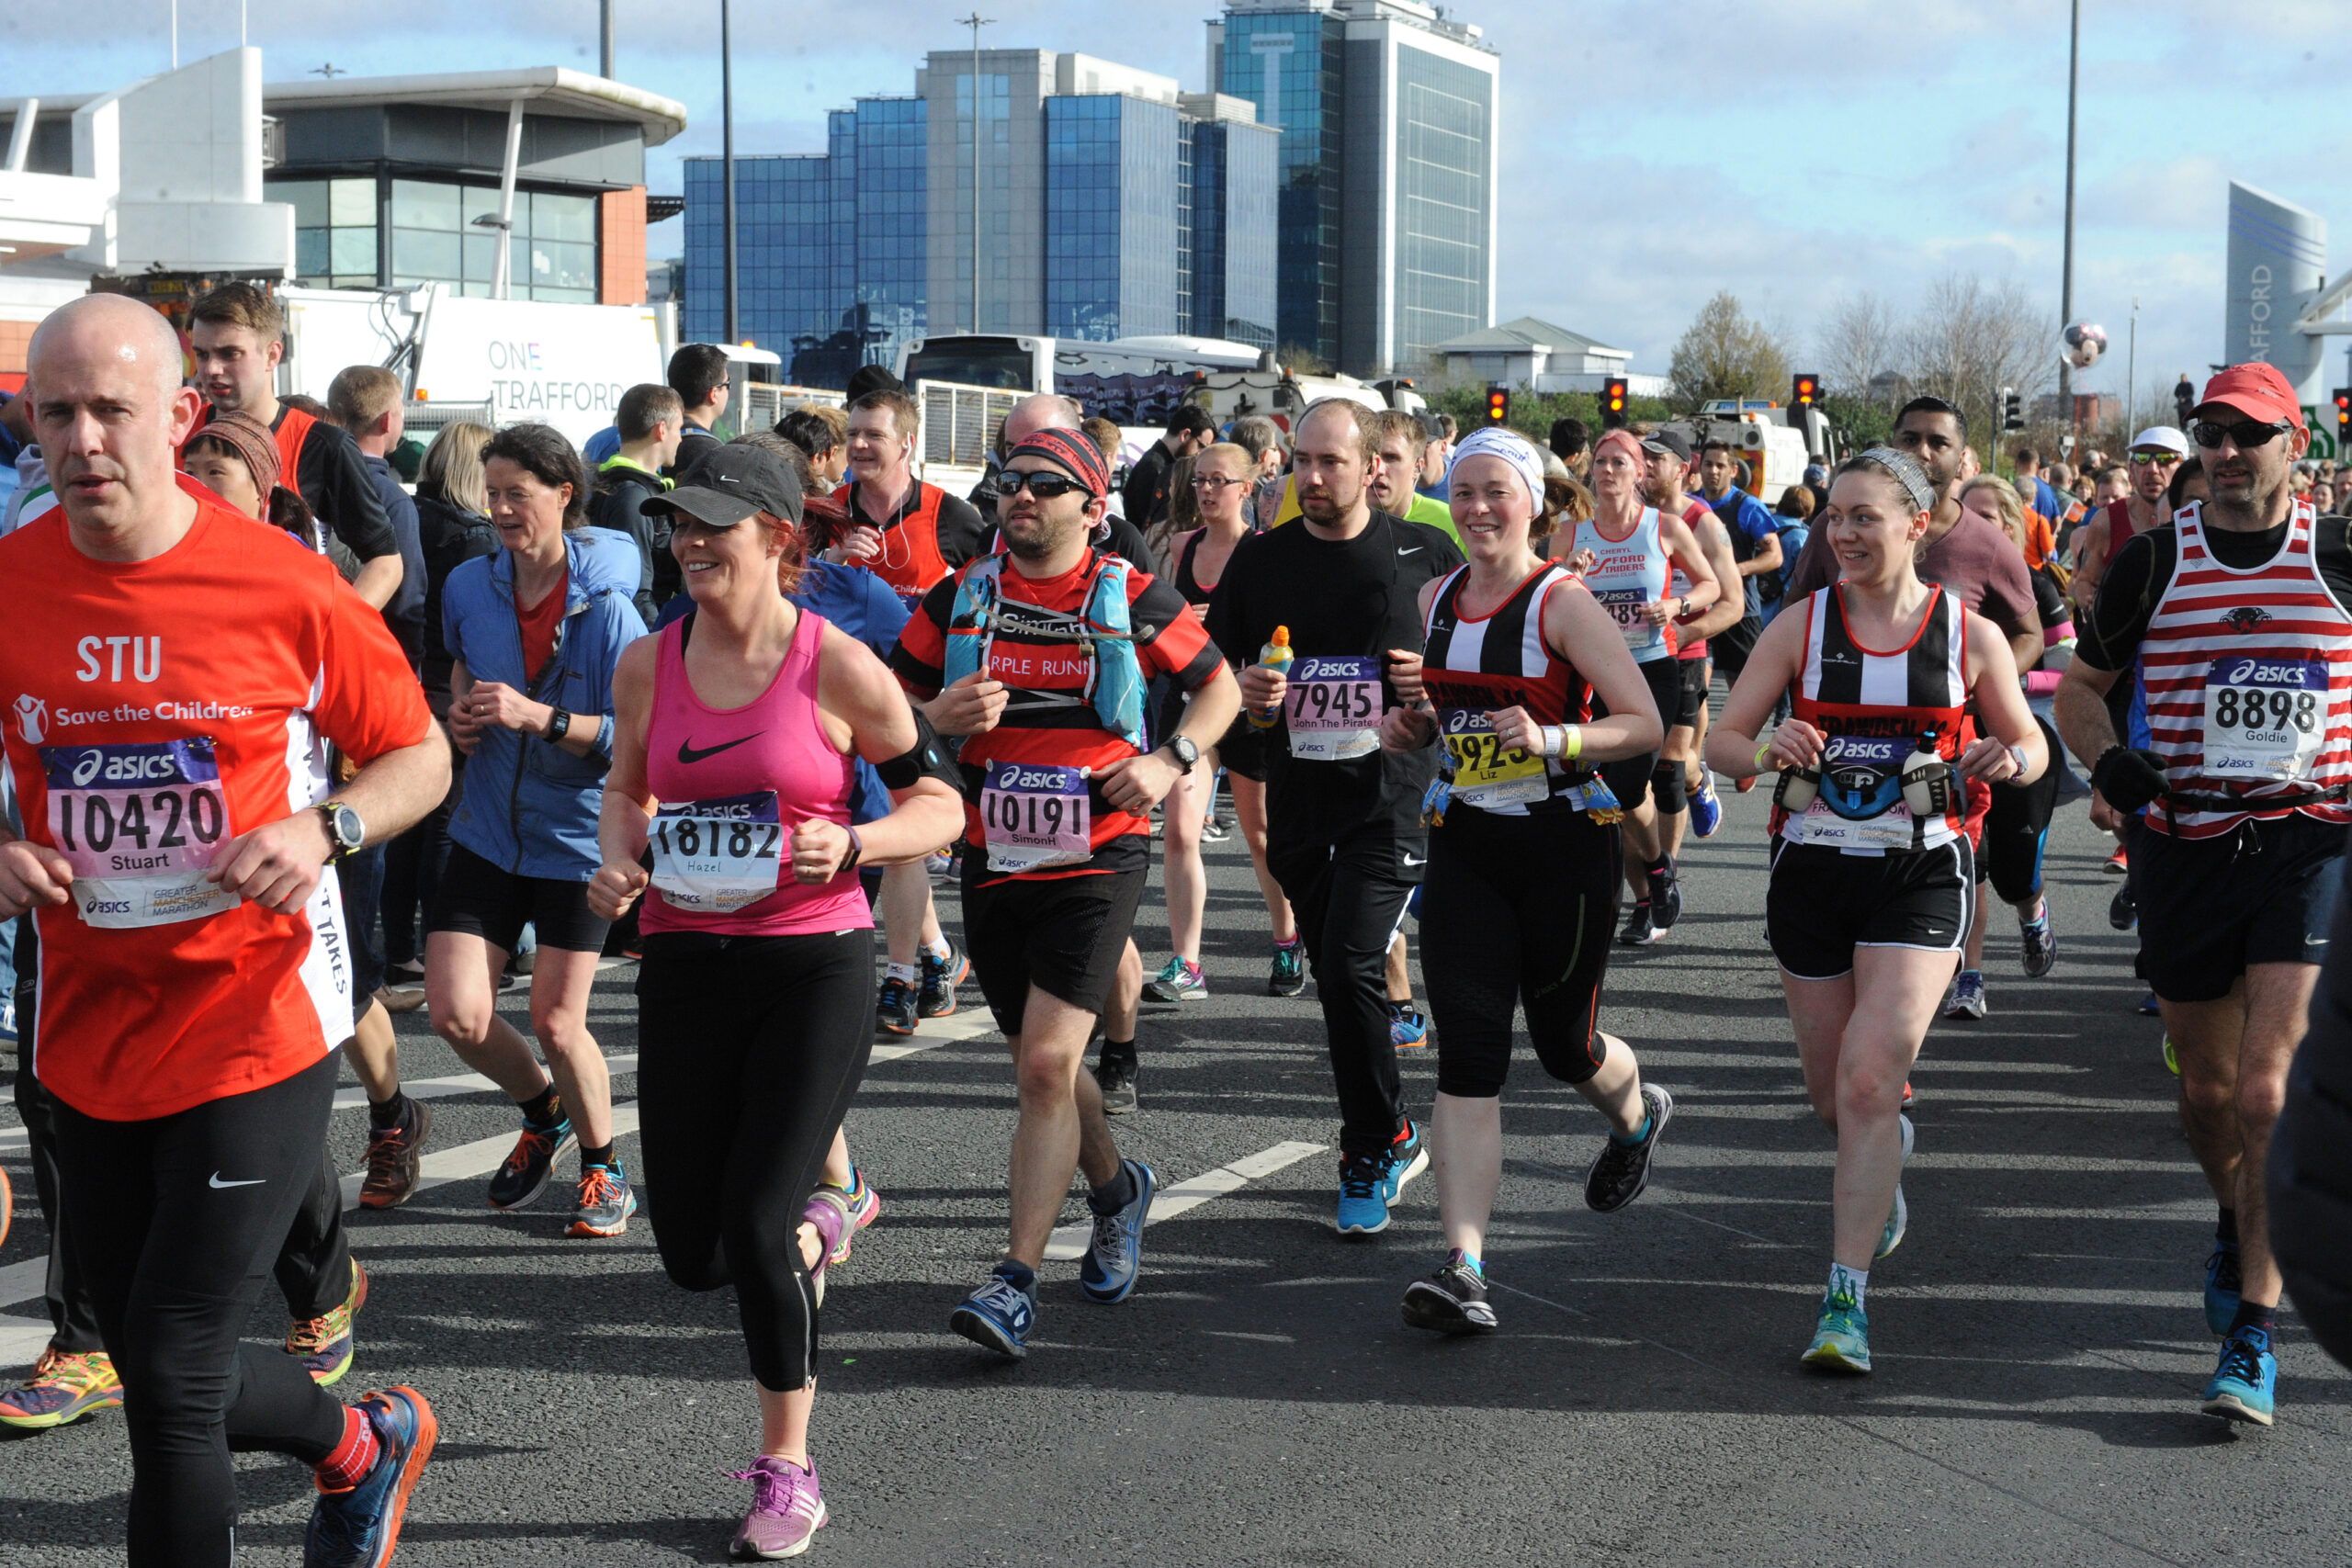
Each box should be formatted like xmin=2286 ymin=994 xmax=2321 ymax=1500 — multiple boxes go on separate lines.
xmin=50 ymin=1053 xmax=352 ymax=1568
xmin=1594 ymin=656 xmax=1678 ymax=812
xmin=636 ymin=927 xmax=875 ymax=1392
xmin=1423 ymin=805 xmax=1623 ymax=1098
xmin=1984 ymin=716 xmax=2064 ymax=905
xmin=1267 ymin=834 xmax=1422 ymax=1157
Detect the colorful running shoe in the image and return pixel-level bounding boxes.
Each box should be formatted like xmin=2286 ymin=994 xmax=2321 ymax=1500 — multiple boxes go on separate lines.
xmin=1078 ymin=1158 xmax=1158 ymax=1304
xmin=1269 ymin=939 xmax=1306 ymax=998
xmin=358 ymin=1096 xmax=433 ymax=1211
xmin=2105 ymin=844 xmax=2129 ymax=874
xmin=2018 ymin=907 xmax=2056 ymax=977
xmin=568 ymin=1163 xmax=639 ymax=1238
xmin=2164 ymin=1036 xmax=2180 ymax=1076
xmin=1941 ymin=970 xmax=1987 ymax=1021
xmin=1802 ymin=1282 xmax=1871 ymax=1373
xmin=823 ymin=1169 xmax=881 ymax=1267
xmin=0 ymin=1345 xmax=123 ymax=1430
xmin=950 ymin=1266 xmax=1036 ymax=1359
xmin=1142 ymin=956 xmax=1209 ymax=1004
xmin=2205 ymin=1241 xmax=2243 ymax=1337
xmin=305 ymin=1386 xmax=436 ymax=1568
xmin=485 ymin=1113 xmax=575 ymax=1211
xmin=800 ymin=1188 xmax=852 ymax=1307
xmin=1388 ymin=1002 xmax=1430 ymax=1049
xmin=1877 ymin=1114 xmax=1914 ymax=1260
xmin=730 ymin=1453 xmax=829 ymax=1560
xmin=1334 ymin=1151 xmax=1392 ymax=1236
xmin=1402 ymin=1258 xmax=1498 ymax=1335
xmin=2201 ymin=1325 xmax=2277 ymax=1427
xmin=916 ymin=941 xmax=968 ymax=1019
xmin=2139 ymin=992 xmax=2163 ymax=1017
xmin=288 ymin=1259 xmax=369 ymax=1386
xmin=875 ymin=975 xmax=919 ymax=1037
xmin=1689 ymin=772 xmax=1723 ymax=838
xmin=1384 ymin=1120 xmax=1430 ymax=1206
xmin=1586 ymin=1085 xmax=1673 ymax=1213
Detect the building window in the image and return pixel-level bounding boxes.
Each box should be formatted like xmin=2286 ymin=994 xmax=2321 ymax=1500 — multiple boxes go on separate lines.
xmin=279 ymin=176 xmax=379 ymax=289
xmin=380 ymin=179 xmax=601 ymax=302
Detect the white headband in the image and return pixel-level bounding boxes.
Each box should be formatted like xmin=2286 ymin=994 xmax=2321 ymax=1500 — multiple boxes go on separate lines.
xmin=1447 ymin=426 xmax=1548 ymax=509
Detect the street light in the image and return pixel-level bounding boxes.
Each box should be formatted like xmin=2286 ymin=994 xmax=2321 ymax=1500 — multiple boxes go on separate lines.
xmin=958 ymin=13 xmax=994 ymax=335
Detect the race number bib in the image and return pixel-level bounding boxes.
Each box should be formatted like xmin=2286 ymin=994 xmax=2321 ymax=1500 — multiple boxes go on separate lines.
xmin=1593 ymin=588 xmax=1665 ymax=654
xmin=41 ymin=739 xmax=239 ymax=929
xmin=650 ymin=791 xmax=784 ymax=912
xmin=1797 ymin=735 xmax=1912 ymax=851
xmin=979 ymin=760 xmax=1092 ymax=874
xmin=1440 ymin=709 xmax=1548 ymax=809
xmin=2202 ymin=656 xmax=2327 ymax=782
xmin=1284 ymin=655 xmax=1382 ymax=761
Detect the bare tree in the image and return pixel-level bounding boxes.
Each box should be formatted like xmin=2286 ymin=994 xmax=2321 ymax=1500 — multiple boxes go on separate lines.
xmin=1817 ymin=293 xmax=1899 ymax=405
xmin=1899 ymin=274 xmax=2054 ymax=457
xmin=1668 ymin=291 xmax=1791 ymax=412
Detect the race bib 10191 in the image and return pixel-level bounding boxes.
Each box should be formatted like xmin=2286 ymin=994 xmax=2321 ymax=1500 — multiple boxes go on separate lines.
xmin=978 ymin=760 xmax=1093 ymax=874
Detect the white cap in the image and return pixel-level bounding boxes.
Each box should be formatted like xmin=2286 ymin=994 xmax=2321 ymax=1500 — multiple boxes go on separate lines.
xmin=2130 ymin=425 xmax=2190 ymax=457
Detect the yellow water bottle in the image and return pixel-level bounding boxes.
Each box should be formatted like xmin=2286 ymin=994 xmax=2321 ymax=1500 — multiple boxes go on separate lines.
xmin=1247 ymin=626 xmax=1295 ymax=730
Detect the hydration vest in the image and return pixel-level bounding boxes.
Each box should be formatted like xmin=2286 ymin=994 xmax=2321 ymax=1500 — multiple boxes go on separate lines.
xmin=940 ymin=550 xmax=1148 ymax=750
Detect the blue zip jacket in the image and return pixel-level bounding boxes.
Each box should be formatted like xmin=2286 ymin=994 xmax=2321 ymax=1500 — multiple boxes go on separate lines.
xmin=443 ymin=531 xmax=648 ymax=880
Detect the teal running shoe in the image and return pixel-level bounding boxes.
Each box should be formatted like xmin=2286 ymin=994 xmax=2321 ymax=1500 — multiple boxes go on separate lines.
xmin=1334 ymin=1152 xmax=1391 ymax=1235
xmin=1382 ymin=1120 xmax=1429 ymax=1204
xmin=1876 ymin=1113 xmax=1913 ymax=1261
xmin=950 ymin=1266 xmax=1035 ymax=1359
xmin=1142 ymin=957 xmax=1208 ymax=1004
xmin=1268 ymin=940 xmax=1306 ymax=998
xmin=2200 ymin=1325 xmax=2276 ymax=1427
xmin=1802 ymin=1284 xmax=1871 ymax=1374
xmin=2204 ymin=1241 xmax=2243 ymax=1338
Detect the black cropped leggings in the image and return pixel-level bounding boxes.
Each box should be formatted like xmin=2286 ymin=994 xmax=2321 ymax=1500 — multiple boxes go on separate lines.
xmin=1422 ymin=804 xmax=1623 ymax=1099
xmin=636 ymin=927 xmax=875 ymax=1392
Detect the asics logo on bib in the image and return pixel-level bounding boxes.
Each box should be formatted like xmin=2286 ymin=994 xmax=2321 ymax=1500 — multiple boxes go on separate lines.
xmin=74 ymin=635 xmax=163 ymax=683
xmin=1001 ymin=763 xmax=1080 ymax=791
xmin=678 ymin=733 xmax=762 ymax=765
xmin=2223 ymin=658 xmax=2314 ymax=685
xmin=69 ymin=749 xmax=187 ymax=786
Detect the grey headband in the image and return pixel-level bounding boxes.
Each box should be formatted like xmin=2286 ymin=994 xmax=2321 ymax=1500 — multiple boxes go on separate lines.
xmin=1849 ymin=446 xmax=1936 ymax=515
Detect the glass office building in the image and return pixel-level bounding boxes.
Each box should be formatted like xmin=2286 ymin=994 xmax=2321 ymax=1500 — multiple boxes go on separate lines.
xmin=1045 ymin=95 xmax=1181 ymax=342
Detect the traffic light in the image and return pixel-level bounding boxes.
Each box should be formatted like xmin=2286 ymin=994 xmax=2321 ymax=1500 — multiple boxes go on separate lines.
xmin=2000 ymin=387 xmax=2024 ymax=433
xmin=1792 ymin=373 xmax=1819 ymax=410
xmin=2333 ymin=388 xmax=2350 ymax=442
xmin=1602 ymin=376 xmax=1629 ymax=430
xmin=1487 ymin=386 xmax=1510 ymax=426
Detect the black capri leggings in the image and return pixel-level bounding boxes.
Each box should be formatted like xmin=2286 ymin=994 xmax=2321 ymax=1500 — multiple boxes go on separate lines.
xmin=1593 ymin=656 xmax=1679 ymax=812
xmin=1984 ymin=716 xmax=2064 ymax=905
xmin=1422 ymin=804 xmax=1623 ymax=1098
xmin=636 ymin=927 xmax=875 ymax=1392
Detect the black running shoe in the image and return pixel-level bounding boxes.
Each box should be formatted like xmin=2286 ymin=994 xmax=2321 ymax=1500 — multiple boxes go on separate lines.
xmin=2109 ymin=884 xmax=2136 ymax=931
xmin=1585 ymin=1084 xmax=1672 ymax=1213
xmin=1617 ymin=900 xmax=1657 ymax=947
xmin=876 ymin=976 xmax=918 ymax=1037
xmin=916 ymin=942 xmax=967 ymax=1019
xmin=1647 ymin=861 xmax=1682 ymax=930
xmin=1402 ymin=1259 xmax=1498 ymax=1335
xmin=485 ymin=1115 xmax=575 ymax=1211
xmin=1092 ymin=1057 xmax=1138 ymax=1115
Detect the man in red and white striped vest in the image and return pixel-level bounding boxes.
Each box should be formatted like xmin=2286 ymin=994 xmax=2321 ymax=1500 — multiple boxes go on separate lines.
xmin=2058 ymin=362 xmax=2352 ymax=1428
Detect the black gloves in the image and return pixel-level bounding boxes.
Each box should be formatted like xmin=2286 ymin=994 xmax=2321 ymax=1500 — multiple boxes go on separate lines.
xmin=2091 ymin=745 xmax=2171 ymax=815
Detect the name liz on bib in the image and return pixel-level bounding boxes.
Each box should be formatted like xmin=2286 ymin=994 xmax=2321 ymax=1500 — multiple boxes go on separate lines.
xmin=42 ymin=738 xmax=241 ymax=928
xmin=1440 ymin=708 xmax=1547 ymax=808
xmin=650 ymin=791 xmax=785 ymax=911
xmin=1285 ymin=655 xmax=1382 ymax=761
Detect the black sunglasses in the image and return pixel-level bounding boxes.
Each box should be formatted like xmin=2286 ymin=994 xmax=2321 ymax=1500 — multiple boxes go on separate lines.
xmin=2192 ymin=419 xmax=2292 ymax=450
xmin=994 ymin=469 xmax=1089 ymax=499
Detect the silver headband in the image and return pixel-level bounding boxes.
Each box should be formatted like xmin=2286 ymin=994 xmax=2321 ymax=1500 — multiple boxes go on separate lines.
xmin=1850 ymin=446 xmax=1936 ymax=515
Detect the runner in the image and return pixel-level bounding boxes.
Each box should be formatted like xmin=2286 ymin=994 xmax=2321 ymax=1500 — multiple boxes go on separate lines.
xmin=1645 ymin=430 xmax=1741 ymax=877
xmin=1377 ymin=428 xmax=1672 ymax=1334
xmin=428 ymin=423 xmax=649 ymax=1236
xmin=2055 ymin=364 xmax=2351 ymax=1427
xmin=1694 ymin=440 xmax=1786 ymax=690
xmin=1708 ymin=446 xmax=2043 ymax=1375
xmin=1204 ymin=399 xmax=1464 ymax=1234
xmin=891 ymin=425 xmax=1238 ymax=1357
xmin=0 ymin=291 xmax=446 ymax=1566
xmin=1562 ymin=429 xmax=1719 ymax=948
xmin=1142 ymin=440 xmax=1300 ymax=1018
xmin=587 ymin=445 xmax=961 ymax=1556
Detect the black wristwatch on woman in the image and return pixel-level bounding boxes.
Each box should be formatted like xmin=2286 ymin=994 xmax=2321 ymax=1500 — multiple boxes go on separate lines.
xmin=545 ymin=707 xmax=573 ymax=743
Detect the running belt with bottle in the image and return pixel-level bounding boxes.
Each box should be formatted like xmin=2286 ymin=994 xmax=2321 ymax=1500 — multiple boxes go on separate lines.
xmin=641 ymin=608 xmax=871 ymax=933
xmin=1419 ymin=562 xmax=1616 ymax=818
xmin=2133 ymin=497 xmax=2352 ymax=840
xmin=1572 ymin=508 xmax=1677 ymax=663
xmin=1773 ymin=584 xmax=1970 ymax=854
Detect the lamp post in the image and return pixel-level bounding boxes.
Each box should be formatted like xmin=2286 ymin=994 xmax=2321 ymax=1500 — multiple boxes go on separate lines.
xmin=2058 ymin=0 xmax=2080 ymax=412
xmin=958 ymin=12 xmax=993 ymax=334
xmin=722 ymin=0 xmax=739 ymax=345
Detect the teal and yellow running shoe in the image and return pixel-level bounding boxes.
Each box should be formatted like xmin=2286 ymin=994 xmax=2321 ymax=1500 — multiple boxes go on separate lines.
xmin=1802 ymin=1282 xmax=1871 ymax=1373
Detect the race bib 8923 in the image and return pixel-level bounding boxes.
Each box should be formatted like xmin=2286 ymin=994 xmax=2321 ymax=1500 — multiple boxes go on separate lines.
xmin=41 ymin=738 xmax=240 ymax=929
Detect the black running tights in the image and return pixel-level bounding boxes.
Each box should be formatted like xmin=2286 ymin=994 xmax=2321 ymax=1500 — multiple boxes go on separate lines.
xmin=49 ymin=1052 xmax=351 ymax=1568
xmin=636 ymin=928 xmax=875 ymax=1392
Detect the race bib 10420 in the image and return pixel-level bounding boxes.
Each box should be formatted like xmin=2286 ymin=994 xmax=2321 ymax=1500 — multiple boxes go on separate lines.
xmin=1284 ymin=655 xmax=1382 ymax=761
xmin=650 ymin=791 xmax=784 ymax=912
xmin=41 ymin=738 xmax=240 ymax=929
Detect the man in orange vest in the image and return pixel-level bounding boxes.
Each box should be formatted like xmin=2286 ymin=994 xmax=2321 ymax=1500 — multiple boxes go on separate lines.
xmin=833 ymin=387 xmax=985 ymax=611
xmin=186 ymin=283 xmax=403 ymax=609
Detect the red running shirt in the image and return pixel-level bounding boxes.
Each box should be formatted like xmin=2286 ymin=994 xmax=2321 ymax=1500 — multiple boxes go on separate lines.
xmin=515 ymin=570 xmax=568 ymax=682
xmin=0 ymin=488 xmax=433 ymax=1121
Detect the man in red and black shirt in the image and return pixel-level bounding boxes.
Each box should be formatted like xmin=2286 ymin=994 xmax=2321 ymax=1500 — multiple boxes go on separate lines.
xmin=836 ymin=387 xmax=986 ymax=610
xmin=891 ymin=426 xmax=1238 ymax=1359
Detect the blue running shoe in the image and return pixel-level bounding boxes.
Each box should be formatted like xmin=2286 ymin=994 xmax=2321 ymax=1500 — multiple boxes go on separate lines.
xmin=1877 ymin=1114 xmax=1913 ymax=1261
xmin=305 ymin=1386 xmax=437 ymax=1568
xmin=1689 ymin=772 xmax=1723 ymax=838
xmin=1334 ymin=1151 xmax=1391 ymax=1236
xmin=2201 ymin=1325 xmax=2276 ymax=1427
xmin=1802 ymin=1283 xmax=1871 ymax=1374
xmin=1079 ymin=1159 xmax=1157 ymax=1304
xmin=1382 ymin=1121 xmax=1430 ymax=1204
xmin=2205 ymin=1241 xmax=2243 ymax=1338
xmin=1388 ymin=1003 xmax=1429 ymax=1049
xmin=950 ymin=1266 xmax=1035 ymax=1359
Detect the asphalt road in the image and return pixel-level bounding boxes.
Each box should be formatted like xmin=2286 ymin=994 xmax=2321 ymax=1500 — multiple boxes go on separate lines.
xmin=4 ymin=776 xmax=2350 ymax=1566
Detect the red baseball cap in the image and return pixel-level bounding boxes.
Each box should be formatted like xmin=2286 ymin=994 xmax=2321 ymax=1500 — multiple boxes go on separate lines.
xmin=2193 ymin=363 xmax=2307 ymax=431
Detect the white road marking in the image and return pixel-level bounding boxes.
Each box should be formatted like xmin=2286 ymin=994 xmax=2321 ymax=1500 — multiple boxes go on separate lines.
xmin=1042 ymin=1140 xmax=1328 ymax=1261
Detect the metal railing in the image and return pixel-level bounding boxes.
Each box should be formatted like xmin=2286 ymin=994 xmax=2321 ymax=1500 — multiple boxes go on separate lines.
xmin=400 ymin=399 xmax=499 ymax=439
xmin=919 ymin=382 xmax=1019 ymax=471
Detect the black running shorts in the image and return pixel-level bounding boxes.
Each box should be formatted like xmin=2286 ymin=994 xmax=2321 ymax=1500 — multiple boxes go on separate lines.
xmin=1593 ymin=656 xmax=1681 ymax=810
xmin=427 ymin=841 xmax=612 ymax=954
xmin=1766 ymin=836 xmax=1975 ymax=981
xmin=961 ymin=863 xmax=1148 ymax=1035
xmin=1671 ymin=654 xmax=1710 ymax=730
xmin=2127 ymin=811 xmax=2345 ymax=1004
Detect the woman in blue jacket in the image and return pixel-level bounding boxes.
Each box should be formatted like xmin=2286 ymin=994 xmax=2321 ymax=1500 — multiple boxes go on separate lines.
xmin=427 ymin=422 xmax=649 ymax=1239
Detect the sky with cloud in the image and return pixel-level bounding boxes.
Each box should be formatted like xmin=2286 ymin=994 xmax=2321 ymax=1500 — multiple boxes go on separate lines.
xmin=11 ymin=0 xmax=2352 ymax=412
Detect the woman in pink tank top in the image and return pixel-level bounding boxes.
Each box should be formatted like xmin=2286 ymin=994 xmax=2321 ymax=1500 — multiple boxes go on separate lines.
xmin=586 ymin=446 xmax=961 ymax=1559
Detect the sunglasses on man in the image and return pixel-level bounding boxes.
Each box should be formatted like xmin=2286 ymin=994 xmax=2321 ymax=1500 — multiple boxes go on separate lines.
xmin=994 ymin=469 xmax=1091 ymax=499
xmin=2128 ymin=450 xmax=2183 ymax=466
xmin=2192 ymin=420 xmax=2294 ymax=450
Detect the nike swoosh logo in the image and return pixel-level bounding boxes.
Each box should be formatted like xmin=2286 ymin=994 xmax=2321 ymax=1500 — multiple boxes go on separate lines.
xmin=1397 ymin=547 xmax=1423 ymax=556
xmin=678 ymin=733 xmax=763 ymax=765
xmin=1401 ymin=852 xmax=1427 ymax=867
xmin=209 ymin=1174 xmax=266 ymax=1189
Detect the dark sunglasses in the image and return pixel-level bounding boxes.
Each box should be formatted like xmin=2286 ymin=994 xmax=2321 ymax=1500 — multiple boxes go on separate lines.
xmin=2128 ymin=450 xmax=2183 ymax=466
xmin=994 ymin=469 xmax=1089 ymax=499
xmin=2193 ymin=419 xmax=2292 ymax=450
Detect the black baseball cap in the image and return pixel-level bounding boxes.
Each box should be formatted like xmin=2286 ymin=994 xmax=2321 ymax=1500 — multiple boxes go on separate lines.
xmin=645 ymin=444 xmax=804 ymax=527
xmin=1640 ymin=428 xmax=1692 ymax=462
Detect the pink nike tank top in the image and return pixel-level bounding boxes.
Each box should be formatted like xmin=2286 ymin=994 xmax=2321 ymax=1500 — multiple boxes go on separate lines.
xmin=641 ymin=607 xmax=873 ymax=936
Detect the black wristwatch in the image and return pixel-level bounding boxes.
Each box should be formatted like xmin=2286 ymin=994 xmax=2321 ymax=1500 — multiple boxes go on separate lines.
xmin=1165 ymin=735 xmax=1200 ymax=774
xmin=546 ymin=708 xmax=573 ymax=743
xmin=318 ymin=798 xmax=366 ymax=863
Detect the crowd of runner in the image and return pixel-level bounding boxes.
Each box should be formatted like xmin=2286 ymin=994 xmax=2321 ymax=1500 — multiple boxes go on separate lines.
xmin=0 ymin=285 xmax=2345 ymax=1562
